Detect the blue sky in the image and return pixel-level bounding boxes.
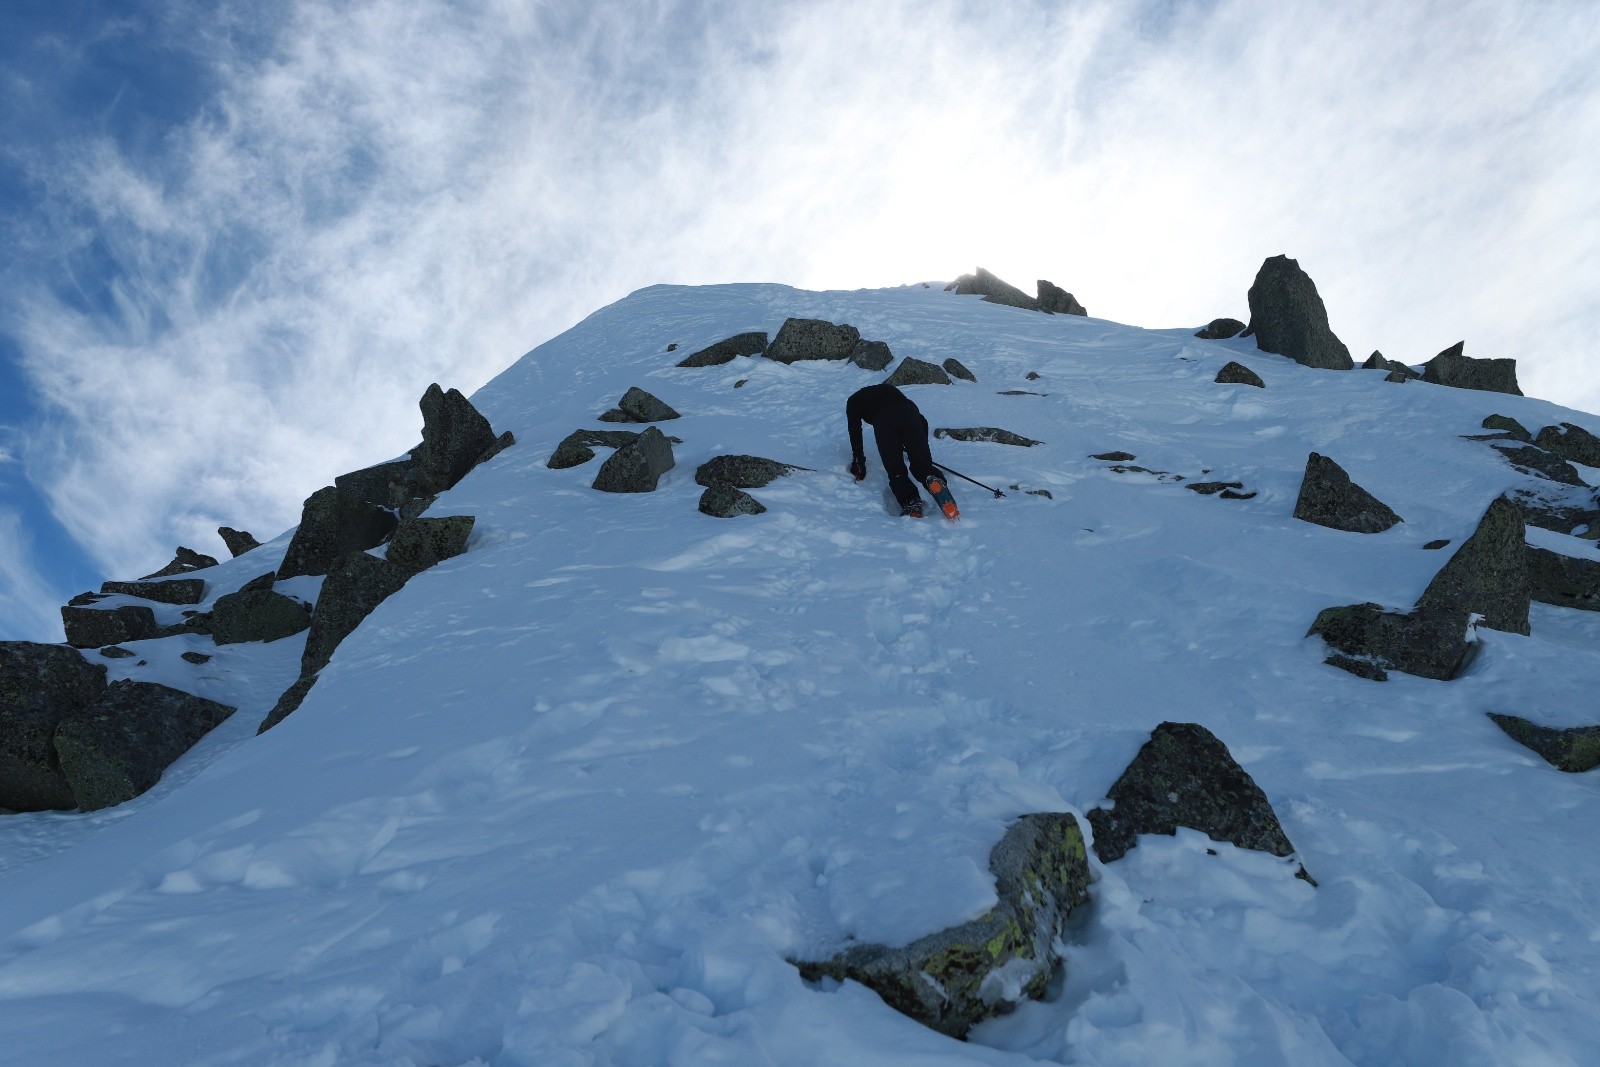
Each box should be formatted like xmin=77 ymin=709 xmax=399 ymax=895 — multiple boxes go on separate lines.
xmin=2 ymin=0 xmax=1598 ymax=641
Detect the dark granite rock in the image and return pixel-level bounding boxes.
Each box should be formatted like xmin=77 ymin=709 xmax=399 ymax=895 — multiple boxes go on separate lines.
xmin=698 ymin=485 xmax=766 ymax=518
xmin=1037 ymin=280 xmax=1086 ymax=316
xmin=61 ymin=605 xmax=160 ymax=649
xmin=1196 ymin=318 xmax=1246 ymax=340
xmin=1363 ymin=351 xmax=1419 ymax=378
xmin=694 ymin=455 xmax=797 ymax=489
xmin=1308 ymin=602 xmax=1477 ymax=682
xmin=54 ymin=680 xmax=235 ymax=811
xmin=1087 ymin=722 xmax=1303 ymax=874
xmin=666 ymin=343 xmax=677 ymax=352
xmin=336 ymin=459 xmax=415 ymax=509
xmin=1420 ymin=341 xmax=1521 ymax=395
xmin=410 ymin=384 xmax=502 ymax=496
xmin=386 ymin=515 xmax=475 ymax=577
xmin=1188 ymin=481 xmax=1245 ymax=495
xmin=155 ymin=611 xmax=214 ymax=640
xmin=1415 ymin=497 xmax=1529 ymax=635
xmin=1244 ymin=255 xmax=1353 ymax=370
xmin=1526 ymin=545 xmax=1600 ymax=611
xmin=593 ymin=427 xmax=675 ymax=493
xmin=945 ymin=268 xmax=1040 ymax=312
xmin=67 ymin=592 xmax=107 ymax=607
xmin=1534 ymin=423 xmax=1600 ymax=468
xmin=997 ymin=390 xmax=1047 ymax=396
xmin=1292 ymin=453 xmax=1402 ymax=533
xmin=618 ymin=386 xmax=680 ymax=423
xmin=1482 ymin=415 xmax=1531 ymax=442
xmin=1385 ymin=370 xmax=1411 ymax=383
xmin=100 ymin=579 xmax=206 ymax=605
xmin=1091 ymin=451 xmax=1137 ymax=462
xmin=277 ymin=485 xmax=399 ymax=580
xmin=941 ymin=358 xmax=977 ymax=383
xmin=209 ymin=589 xmax=313 ymax=645
xmin=258 ymin=674 xmax=318 ymax=734
xmin=240 ymin=571 xmax=276 ymax=593
xmin=678 ymin=331 xmax=768 ymax=368
xmin=99 ymin=646 xmax=135 ymax=658
xmin=548 ymin=435 xmax=598 ymax=469
xmin=793 ymin=813 xmax=1089 ymax=1039
xmin=0 ymin=642 xmax=109 ymax=811
xmin=849 ymin=340 xmax=894 ymax=371
xmin=141 ymin=547 xmax=220 ymax=579
xmin=1490 ymin=444 xmax=1587 ymax=487
xmin=764 ymin=319 xmax=861 ymax=364
xmin=1424 ymin=539 xmax=1451 ymax=550
xmin=218 ymin=527 xmax=261 ymax=557
xmin=301 ymin=553 xmax=410 ymax=675
xmin=1488 ymin=713 xmax=1600 ymax=773
xmin=884 ymin=358 xmax=951 ymax=387
xmin=1215 ymin=361 xmax=1265 ymax=387
xmin=1325 ymin=654 xmax=1387 ymax=681
xmin=933 ymin=427 xmax=1041 ymax=447
xmin=181 ymin=652 xmax=211 ymax=665
xmin=598 ymin=409 xmax=632 ymax=423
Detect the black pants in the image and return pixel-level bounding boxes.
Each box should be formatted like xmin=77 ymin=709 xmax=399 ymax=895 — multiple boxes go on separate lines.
xmin=874 ymin=411 xmax=937 ymax=510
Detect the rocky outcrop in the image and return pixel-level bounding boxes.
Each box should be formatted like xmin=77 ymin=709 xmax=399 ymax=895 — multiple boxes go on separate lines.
xmin=1244 ymin=255 xmax=1353 ymax=370
xmin=1292 ymin=453 xmax=1402 ymax=533
xmin=884 ymin=358 xmax=951 ymax=387
xmin=1420 ymin=341 xmax=1521 ymax=396
xmin=933 ymin=427 xmax=1041 ymax=447
xmin=793 ymin=813 xmax=1090 ymax=1039
xmin=593 ymin=427 xmax=675 ymax=493
xmin=698 ymin=485 xmax=766 ymax=518
xmin=1526 ymin=545 xmax=1600 ymax=611
xmin=942 ymin=358 xmax=976 ymax=383
xmin=944 ymin=268 xmax=1038 ymax=312
xmin=301 ymin=554 xmax=410 ymax=676
xmin=1363 ymin=351 xmax=1419 ymax=379
xmin=694 ymin=455 xmax=797 ymax=489
xmin=849 ymin=340 xmax=893 ymax=371
xmin=1196 ymin=318 xmax=1246 ymax=340
xmin=208 ymin=589 xmax=313 ymax=645
xmin=1534 ymin=423 xmax=1600 ymax=468
xmin=677 ymin=331 xmax=768 ymax=368
xmin=53 ymin=680 xmax=235 ymax=812
xmin=218 ymin=526 xmax=261 ymax=557
xmin=616 ymin=387 xmax=680 ymax=423
xmin=1482 ymin=415 xmax=1532 ymax=442
xmin=99 ymin=579 xmax=206 ymax=605
xmin=336 ymin=459 xmax=415 ymax=510
xmin=1037 ymin=280 xmax=1086 ymax=316
xmin=764 ymin=319 xmax=861 ymax=364
xmin=259 ymin=674 xmax=318 ymax=735
xmin=410 ymin=384 xmax=507 ymax=497
xmin=386 ymin=516 xmax=475 ymax=577
xmin=277 ymin=485 xmax=399 ymax=580
xmin=1488 ymin=713 xmax=1600 ymax=773
xmin=141 ymin=546 xmax=220 ymax=579
xmin=0 ymin=642 xmax=109 ymax=811
xmin=547 ymin=429 xmax=664 ymax=470
xmin=1214 ymin=361 xmax=1264 ymax=387
xmin=61 ymin=605 xmax=160 ymax=649
xmin=1490 ymin=444 xmax=1587 ymax=487
xmin=1414 ymin=497 xmax=1529 ymax=635
xmin=1087 ymin=722 xmax=1307 ymax=879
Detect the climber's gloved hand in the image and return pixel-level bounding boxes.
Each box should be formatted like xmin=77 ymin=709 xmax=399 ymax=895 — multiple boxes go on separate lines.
xmin=848 ymin=457 xmax=866 ymax=481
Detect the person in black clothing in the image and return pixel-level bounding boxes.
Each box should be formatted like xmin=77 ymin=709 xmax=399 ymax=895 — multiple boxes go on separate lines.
xmin=846 ymin=383 xmax=946 ymax=517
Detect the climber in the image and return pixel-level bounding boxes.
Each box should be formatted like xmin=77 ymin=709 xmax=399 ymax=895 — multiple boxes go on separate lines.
xmin=845 ymin=383 xmax=959 ymax=519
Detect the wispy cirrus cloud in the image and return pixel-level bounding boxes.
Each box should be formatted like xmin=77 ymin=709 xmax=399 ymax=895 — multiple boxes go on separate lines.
xmin=1 ymin=0 xmax=1596 ymax=598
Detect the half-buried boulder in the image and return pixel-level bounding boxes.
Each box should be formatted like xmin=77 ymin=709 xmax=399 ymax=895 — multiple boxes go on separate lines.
xmin=386 ymin=515 xmax=475 ymax=577
xmin=1490 ymin=443 xmax=1587 ymax=487
xmin=300 ymin=553 xmax=410 ymax=676
xmin=698 ymin=485 xmax=766 ymax=518
xmin=934 ymin=427 xmax=1041 ymax=447
xmin=677 ymin=331 xmax=768 ymax=368
xmin=54 ymin=680 xmax=235 ymax=811
xmin=1488 ymin=713 xmax=1600 ymax=773
xmin=277 ymin=485 xmax=399 ymax=580
xmin=1037 ymin=280 xmax=1086 ymax=316
xmin=942 ymin=358 xmax=977 ymax=382
xmin=141 ymin=546 xmax=220 ymax=579
xmin=1308 ymin=603 xmax=1476 ymax=682
xmin=1414 ymin=496 xmax=1529 ymax=635
xmin=944 ymin=268 xmax=1039 ymax=312
xmin=884 ymin=358 xmax=951 ymax=387
xmin=208 ymin=589 xmax=313 ymax=645
xmin=1244 ymin=255 xmax=1353 ymax=370
xmin=1214 ymin=361 xmax=1265 ymax=387
xmin=1482 ymin=415 xmax=1532 ymax=442
xmin=1197 ymin=318 xmax=1246 ymax=340
xmin=1526 ymin=545 xmax=1600 ymax=611
xmin=1086 ymin=722 xmax=1308 ymax=881
xmin=99 ymin=578 xmax=206 ymax=605
xmin=849 ymin=340 xmax=893 ymax=371
xmin=617 ymin=386 xmax=680 ymax=422
xmin=764 ymin=319 xmax=861 ymax=364
xmin=793 ymin=812 xmax=1090 ymax=1039
xmin=593 ymin=427 xmax=675 ymax=493
xmin=1534 ymin=423 xmax=1600 ymax=468
xmin=1292 ymin=453 xmax=1402 ymax=533
xmin=1420 ymin=341 xmax=1522 ymax=396
xmin=61 ymin=604 xmax=160 ymax=649
xmin=0 ymin=642 xmax=109 ymax=811
xmin=694 ymin=455 xmax=798 ymax=489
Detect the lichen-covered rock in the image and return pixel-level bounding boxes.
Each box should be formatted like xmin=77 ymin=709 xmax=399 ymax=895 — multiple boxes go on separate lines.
xmin=793 ymin=813 xmax=1090 ymax=1038
xmin=1292 ymin=453 xmax=1402 ymax=533
xmin=1420 ymin=341 xmax=1521 ymax=395
xmin=1091 ymin=451 xmax=1137 ymax=462
xmin=218 ymin=526 xmax=261 ymax=557
xmin=335 ymin=459 xmax=415 ymax=509
xmin=1534 ymin=423 xmax=1600 ymax=468
xmin=1086 ymin=723 xmax=1305 ymax=878
xmin=1308 ymin=602 xmax=1476 ymax=681
xmin=593 ymin=427 xmax=675 ymax=493
xmin=181 ymin=651 xmax=211 ymax=665
xmin=1244 ymin=255 xmax=1353 ymax=370
xmin=1490 ymin=443 xmax=1587 ymax=487
xmin=942 ymin=358 xmax=977 ymax=382
xmin=1415 ymin=496 xmax=1529 ymax=635
xmin=1482 ymin=414 xmax=1531 ymax=441
xmin=1363 ymin=351 xmax=1419 ymax=378
xmin=698 ymin=485 xmax=766 ymax=518
xmin=1488 ymin=713 xmax=1600 ymax=773
xmin=617 ymin=386 xmax=680 ymax=422
xmin=300 ymin=553 xmax=410 ymax=675
xmin=100 ymin=646 xmax=135 ymax=658
xmin=99 ymin=579 xmax=206 ymax=605
xmin=1526 ymin=545 xmax=1600 ymax=611
xmin=849 ymin=340 xmax=893 ymax=371
xmin=884 ymin=358 xmax=951 ymax=387
xmin=208 ymin=589 xmax=313 ymax=645
xmin=258 ymin=674 xmax=318 ymax=734
xmin=386 ymin=515 xmax=475 ymax=577
xmin=61 ymin=605 xmax=160 ymax=649
xmin=945 ymin=268 xmax=1039 ymax=312
xmin=277 ymin=485 xmax=399 ymax=580
xmin=677 ymin=331 xmax=768 ymax=368
xmin=410 ymin=384 xmax=503 ymax=496
xmin=694 ymin=455 xmax=796 ymax=489
xmin=1037 ymin=280 xmax=1086 ymax=315
xmin=547 ymin=435 xmax=598 ymax=469
xmin=0 ymin=642 xmax=109 ymax=811
xmin=141 ymin=546 xmax=220 ymax=579
xmin=1215 ymin=361 xmax=1264 ymax=387
xmin=1187 ymin=481 xmax=1247 ymax=496
xmin=933 ymin=427 xmax=1041 ymax=447
xmin=1196 ymin=318 xmax=1246 ymax=340
xmin=1385 ymin=369 xmax=1411 ymax=383
xmin=764 ymin=318 xmax=861 ymax=363
xmin=54 ymin=680 xmax=235 ymax=811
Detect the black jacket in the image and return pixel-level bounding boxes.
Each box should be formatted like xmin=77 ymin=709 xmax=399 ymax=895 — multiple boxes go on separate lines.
xmin=846 ymin=384 xmax=921 ymax=465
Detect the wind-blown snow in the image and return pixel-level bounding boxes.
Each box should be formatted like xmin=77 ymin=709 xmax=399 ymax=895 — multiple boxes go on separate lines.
xmin=2 ymin=282 xmax=1598 ymax=1064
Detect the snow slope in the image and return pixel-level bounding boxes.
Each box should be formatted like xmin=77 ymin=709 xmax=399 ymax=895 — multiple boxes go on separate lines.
xmin=2 ymin=281 xmax=1599 ymax=1065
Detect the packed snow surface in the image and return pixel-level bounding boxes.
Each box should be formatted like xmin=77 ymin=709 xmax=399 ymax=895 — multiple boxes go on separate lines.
xmin=3 ymin=281 xmax=1600 ymax=1064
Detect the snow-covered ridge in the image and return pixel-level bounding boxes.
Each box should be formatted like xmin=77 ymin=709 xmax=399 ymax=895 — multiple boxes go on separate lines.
xmin=3 ymin=278 xmax=1600 ymax=1064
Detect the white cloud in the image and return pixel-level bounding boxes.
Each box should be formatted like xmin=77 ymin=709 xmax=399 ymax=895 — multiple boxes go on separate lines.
xmin=4 ymin=0 xmax=1598 ymax=577
xmin=0 ymin=507 xmax=67 ymax=642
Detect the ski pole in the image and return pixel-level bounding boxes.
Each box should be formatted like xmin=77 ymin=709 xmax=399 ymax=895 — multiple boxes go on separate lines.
xmin=933 ymin=461 xmax=1006 ymax=498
